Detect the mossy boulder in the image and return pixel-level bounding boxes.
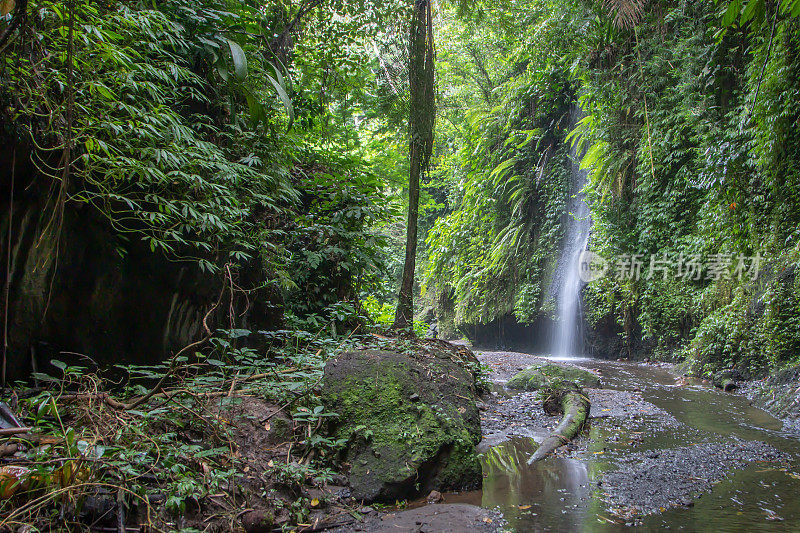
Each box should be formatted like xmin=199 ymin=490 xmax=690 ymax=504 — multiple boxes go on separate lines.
xmin=506 ymin=360 xmax=601 ymax=391
xmin=321 ymin=349 xmax=482 ymax=502
xmin=712 ymin=369 xmax=741 ymax=391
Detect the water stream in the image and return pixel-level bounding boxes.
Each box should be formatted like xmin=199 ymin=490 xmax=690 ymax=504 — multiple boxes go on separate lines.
xmin=434 ymin=106 xmax=799 ymax=531
xmin=550 ymin=106 xmax=591 ymax=358
xmin=448 ymin=358 xmax=800 ymax=531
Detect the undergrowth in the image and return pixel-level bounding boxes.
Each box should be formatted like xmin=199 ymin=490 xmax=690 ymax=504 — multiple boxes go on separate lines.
xmin=0 ymin=322 xmax=373 ymax=532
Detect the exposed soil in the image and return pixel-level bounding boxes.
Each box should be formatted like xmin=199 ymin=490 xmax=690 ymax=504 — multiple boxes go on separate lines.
xmin=331 ymin=504 xmax=504 ymax=533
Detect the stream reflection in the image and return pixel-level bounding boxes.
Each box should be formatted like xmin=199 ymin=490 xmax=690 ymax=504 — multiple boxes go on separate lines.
xmin=448 ymin=359 xmax=800 ymax=532
xmin=481 ymin=438 xmax=592 ymax=531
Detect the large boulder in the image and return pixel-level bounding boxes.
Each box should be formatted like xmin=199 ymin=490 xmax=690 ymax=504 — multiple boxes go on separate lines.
xmin=506 ymin=360 xmax=601 ymax=391
xmin=712 ymin=369 xmax=741 ymax=391
xmin=321 ymin=349 xmax=482 ymax=502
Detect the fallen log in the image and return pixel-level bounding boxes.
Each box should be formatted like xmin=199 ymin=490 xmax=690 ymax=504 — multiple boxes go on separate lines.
xmin=528 ymin=383 xmax=590 ymax=464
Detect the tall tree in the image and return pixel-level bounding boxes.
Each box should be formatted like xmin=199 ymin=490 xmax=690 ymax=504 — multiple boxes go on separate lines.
xmin=393 ymin=0 xmax=435 ymax=330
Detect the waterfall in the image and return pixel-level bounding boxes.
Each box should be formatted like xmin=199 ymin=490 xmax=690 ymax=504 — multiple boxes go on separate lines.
xmin=550 ymin=105 xmax=591 ymax=358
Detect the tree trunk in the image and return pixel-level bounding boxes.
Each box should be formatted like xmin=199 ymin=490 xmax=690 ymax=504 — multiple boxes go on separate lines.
xmin=394 ymin=145 xmax=421 ymax=330
xmin=393 ymin=0 xmax=434 ymax=330
xmin=528 ymin=385 xmax=590 ymax=464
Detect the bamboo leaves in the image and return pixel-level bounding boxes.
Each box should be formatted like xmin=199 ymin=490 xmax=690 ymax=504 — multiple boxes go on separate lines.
xmin=720 ymin=0 xmax=800 ymax=27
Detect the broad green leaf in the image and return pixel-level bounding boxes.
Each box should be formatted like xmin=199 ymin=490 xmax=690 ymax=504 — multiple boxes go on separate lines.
xmin=722 ymin=0 xmax=743 ymax=25
xmin=266 ymin=72 xmax=294 ymax=130
xmin=740 ymin=0 xmax=760 ymax=23
xmin=226 ymin=39 xmax=247 ymax=81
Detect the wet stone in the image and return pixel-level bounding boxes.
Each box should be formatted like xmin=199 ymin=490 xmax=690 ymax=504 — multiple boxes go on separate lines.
xmin=599 ymin=439 xmax=789 ymax=515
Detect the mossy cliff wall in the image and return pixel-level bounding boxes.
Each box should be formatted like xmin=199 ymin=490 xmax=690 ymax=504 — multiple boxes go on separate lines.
xmin=0 ymin=145 xmax=280 ymax=380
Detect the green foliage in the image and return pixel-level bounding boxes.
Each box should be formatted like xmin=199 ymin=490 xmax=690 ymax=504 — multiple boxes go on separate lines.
xmin=3 ymin=325 xmax=372 ymax=528
xmin=4 ymin=1 xmax=298 ymax=268
xmin=571 ymin=0 xmax=800 ymax=370
xmin=362 ymin=295 xmax=429 ymax=336
xmin=422 ymin=0 xmax=800 ymax=375
xmin=422 ymin=2 xmax=584 ymax=327
xmin=720 ymin=0 xmax=800 ymax=29
xmin=0 ymin=0 xmax=402 ymax=326
xmin=685 ymin=250 xmax=800 ymax=376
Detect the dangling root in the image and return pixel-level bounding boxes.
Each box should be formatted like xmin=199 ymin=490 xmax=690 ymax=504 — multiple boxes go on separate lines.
xmin=528 ymin=384 xmax=590 ymax=464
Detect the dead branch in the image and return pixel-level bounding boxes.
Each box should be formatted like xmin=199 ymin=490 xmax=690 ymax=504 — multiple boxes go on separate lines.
xmin=0 ymin=426 xmax=32 ymax=436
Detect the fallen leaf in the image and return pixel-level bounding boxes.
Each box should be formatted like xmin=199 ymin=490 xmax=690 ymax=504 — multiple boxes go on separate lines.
xmin=0 ymin=466 xmax=30 ymax=499
xmin=1 ymin=0 xmax=15 ymax=17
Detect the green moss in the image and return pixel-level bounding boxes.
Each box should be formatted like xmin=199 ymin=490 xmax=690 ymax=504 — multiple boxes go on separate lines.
xmin=684 ymin=252 xmax=800 ymax=378
xmin=322 ymin=350 xmax=481 ymax=501
xmin=435 ymin=440 xmax=482 ymax=487
xmin=506 ymin=361 xmax=601 ymax=391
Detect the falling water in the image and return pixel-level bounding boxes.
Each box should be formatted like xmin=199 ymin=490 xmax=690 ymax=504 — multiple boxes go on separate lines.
xmin=550 ymin=105 xmax=591 ymax=358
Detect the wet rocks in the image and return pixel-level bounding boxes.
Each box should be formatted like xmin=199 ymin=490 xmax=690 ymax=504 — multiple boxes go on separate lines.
xmin=587 ymin=389 xmax=677 ymax=424
xmin=741 ymin=366 xmax=800 ymax=434
xmin=713 ymin=369 xmax=742 ymax=392
xmin=479 ymin=389 xmax=556 ymax=443
xmin=334 ymin=504 xmax=504 ymax=532
xmin=506 ymin=361 xmax=601 ymax=391
xmin=427 ymin=490 xmax=444 ymax=503
xmin=321 ymin=349 xmax=482 ymax=502
xmin=599 ymin=439 xmax=789 ymax=515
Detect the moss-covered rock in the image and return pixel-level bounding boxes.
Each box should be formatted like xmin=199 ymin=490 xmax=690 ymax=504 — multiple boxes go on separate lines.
xmin=321 ymin=349 xmax=482 ymax=502
xmin=712 ymin=369 xmax=741 ymax=391
xmin=506 ymin=360 xmax=601 ymax=391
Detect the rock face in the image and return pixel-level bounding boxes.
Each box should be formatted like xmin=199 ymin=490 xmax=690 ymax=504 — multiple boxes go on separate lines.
xmin=321 ymin=349 xmax=483 ymax=502
xmin=506 ymin=360 xmax=600 ymax=391
xmin=0 ymin=148 xmax=282 ymax=380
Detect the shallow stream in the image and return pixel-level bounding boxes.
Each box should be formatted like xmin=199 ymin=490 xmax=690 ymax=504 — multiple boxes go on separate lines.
xmin=448 ymin=355 xmax=800 ymax=531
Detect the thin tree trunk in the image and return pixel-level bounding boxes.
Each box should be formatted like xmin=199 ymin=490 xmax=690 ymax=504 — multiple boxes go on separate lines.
xmin=394 ymin=146 xmax=421 ymax=330
xmin=393 ymin=0 xmax=434 ymax=330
